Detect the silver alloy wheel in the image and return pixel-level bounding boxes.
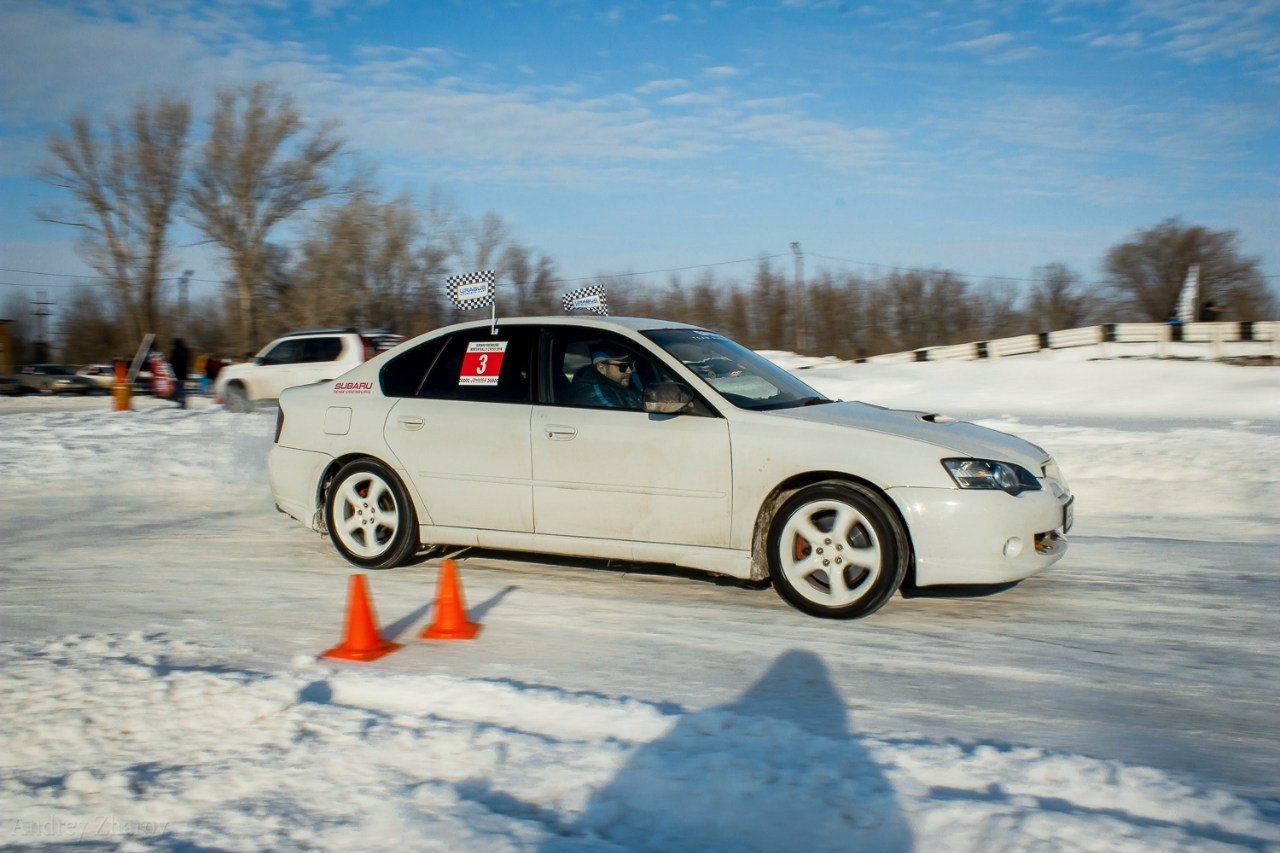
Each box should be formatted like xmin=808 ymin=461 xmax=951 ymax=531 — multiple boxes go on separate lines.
xmin=777 ymin=497 xmax=882 ymax=608
xmin=767 ymin=481 xmax=907 ymax=619
xmin=324 ymin=459 xmax=419 ymax=570
xmin=331 ymin=469 xmax=401 ymax=559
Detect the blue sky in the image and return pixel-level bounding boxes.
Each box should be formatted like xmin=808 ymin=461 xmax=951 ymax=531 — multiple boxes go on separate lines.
xmin=1 ymin=0 xmax=1277 ymax=309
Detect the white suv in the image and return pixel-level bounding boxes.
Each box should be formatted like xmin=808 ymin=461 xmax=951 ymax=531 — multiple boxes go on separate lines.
xmin=215 ymin=328 xmax=404 ymax=412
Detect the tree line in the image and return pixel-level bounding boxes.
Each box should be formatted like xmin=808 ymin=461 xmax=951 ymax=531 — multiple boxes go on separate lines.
xmin=7 ymin=80 xmax=1275 ymax=366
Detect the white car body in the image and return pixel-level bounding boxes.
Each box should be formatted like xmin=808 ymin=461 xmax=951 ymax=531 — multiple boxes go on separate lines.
xmin=267 ymin=317 xmax=1073 ymax=618
xmin=215 ymin=328 xmax=403 ymax=412
xmin=76 ymin=364 xmax=118 ymax=389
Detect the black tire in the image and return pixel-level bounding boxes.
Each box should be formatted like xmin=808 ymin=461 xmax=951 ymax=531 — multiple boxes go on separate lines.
xmin=766 ymin=481 xmax=909 ymax=619
xmin=224 ymin=382 xmax=253 ymax=413
xmin=324 ymin=459 xmax=419 ymax=570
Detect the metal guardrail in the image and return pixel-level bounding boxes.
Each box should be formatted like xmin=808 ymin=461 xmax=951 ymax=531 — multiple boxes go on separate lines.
xmin=857 ymin=321 xmax=1280 ymax=364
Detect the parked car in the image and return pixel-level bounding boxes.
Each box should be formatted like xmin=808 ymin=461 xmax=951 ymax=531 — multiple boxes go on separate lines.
xmin=0 ymin=373 xmax=21 ymax=396
xmin=76 ymin=363 xmax=118 ymax=390
xmin=15 ymin=364 xmax=104 ymax=395
xmin=214 ymin=328 xmax=405 ymax=412
xmin=267 ymin=316 xmax=1074 ymax=619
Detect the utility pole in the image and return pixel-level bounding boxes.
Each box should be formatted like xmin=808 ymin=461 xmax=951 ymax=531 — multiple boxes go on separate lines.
xmin=178 ymin=269 xmax=193 ymax=337
xmin=32 ymin=289 xmax=53 ymax=362
xmin=790 ymin=242 xmax=805 ymax=353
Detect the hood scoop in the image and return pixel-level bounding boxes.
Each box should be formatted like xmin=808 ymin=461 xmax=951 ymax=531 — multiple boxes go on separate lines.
xmin=920 ymin=412 xmax=958 ymax=424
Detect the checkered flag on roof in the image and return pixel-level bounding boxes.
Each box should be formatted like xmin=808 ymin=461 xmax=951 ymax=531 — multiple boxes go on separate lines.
xmin=561 ymin=283 xmax=609 ymax=316
xmin=445 ymin=269 xmax=496 ymax=310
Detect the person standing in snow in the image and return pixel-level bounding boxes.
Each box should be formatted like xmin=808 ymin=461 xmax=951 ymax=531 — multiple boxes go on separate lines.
xmin=169 ymin=338 xmax=190 ymax=409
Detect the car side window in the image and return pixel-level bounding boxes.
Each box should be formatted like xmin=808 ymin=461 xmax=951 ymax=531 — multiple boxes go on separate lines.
xmin=380 ymin=338 xmax=445 ymax=398
xmin=543 ymin=328 xmax=673 ymax=410
xmin=260 ymin=339 xmax=304 ymax=366
xmin=416 ymin=327 xmax=535 ymax=404
xmin=303 ymin=337 xmax=343 ymax=363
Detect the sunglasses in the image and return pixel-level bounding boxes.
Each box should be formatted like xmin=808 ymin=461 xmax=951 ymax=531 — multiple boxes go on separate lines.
xmin=603 ymin=360 xmax=633 ymax=372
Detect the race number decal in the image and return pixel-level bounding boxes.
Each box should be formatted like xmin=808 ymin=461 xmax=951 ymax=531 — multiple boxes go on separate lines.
xmin=459 ymin=341 xmax=507 ymax=386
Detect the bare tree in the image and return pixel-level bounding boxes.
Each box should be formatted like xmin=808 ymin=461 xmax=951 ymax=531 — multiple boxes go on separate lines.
xmin=38 ymin=97 xmax=191 ymax=343
xmin=2 ymin=290 xmax=37 ymax=366
xmin=187 ymin=81 xmax=343 ymax=353
xmin=290 ymin=184 xmax=424 ymax=332
xmin=500 ymin=243 xmax=560 ymax=317
xmin=721 ymin=287 xmax=752 ymax=344
xmin=808 ymin=270 xmax=873 ymax=360
xmin=59 ymin=285 xmax=123 ymax=363
xmin=1026 ymin=263 xmax=1097 ymax=331
xmin=749 ymin=260 xmax=790 ymax=350
xmin=972 ymin=280 xmax=1024 ymax=340
xmin=1104 ymin=218 xmax=1273 ymax=321
xmin=878 ymin=270 xmax=972 ymax=352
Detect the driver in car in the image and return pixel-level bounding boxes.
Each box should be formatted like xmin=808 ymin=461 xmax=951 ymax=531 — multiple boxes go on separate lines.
xmin=570 ymin=347 xmax=643 ymax=409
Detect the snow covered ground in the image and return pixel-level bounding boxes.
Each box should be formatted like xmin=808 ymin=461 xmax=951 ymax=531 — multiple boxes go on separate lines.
xmin=1 ymin=349 xmax=1278 ymax=852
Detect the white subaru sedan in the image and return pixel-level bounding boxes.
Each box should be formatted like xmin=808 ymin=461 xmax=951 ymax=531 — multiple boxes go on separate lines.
xmin=267 ymin=317 xmax=1073 ymax=619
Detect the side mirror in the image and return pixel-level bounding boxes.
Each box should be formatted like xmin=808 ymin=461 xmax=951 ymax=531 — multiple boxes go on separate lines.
xmin=643 ymin=382 xmax=694 ymax=415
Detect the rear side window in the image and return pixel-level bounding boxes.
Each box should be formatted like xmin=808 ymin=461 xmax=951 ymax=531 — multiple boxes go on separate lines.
xmin=380 ymin=338 xmax=445 ymax=397
xmin=302 ymin=337 xmax=344 ymax=363
xmin=415 ymin=328 xmax=535 ymax=404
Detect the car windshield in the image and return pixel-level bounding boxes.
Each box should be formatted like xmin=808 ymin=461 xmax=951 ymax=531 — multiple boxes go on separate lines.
xmin=643 ymin=328 xmax=830 ymax=411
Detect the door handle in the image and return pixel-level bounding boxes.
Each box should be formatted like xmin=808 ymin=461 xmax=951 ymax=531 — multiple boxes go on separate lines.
xmin=545 ymin=424 xmax=577 ymax=440
xmin=397 ymin=415 xmax=425 ymax=431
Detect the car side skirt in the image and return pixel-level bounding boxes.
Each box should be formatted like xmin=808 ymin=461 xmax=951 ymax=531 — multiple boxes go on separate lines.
xmin=421 ymin=525 xmax=754 ymax=580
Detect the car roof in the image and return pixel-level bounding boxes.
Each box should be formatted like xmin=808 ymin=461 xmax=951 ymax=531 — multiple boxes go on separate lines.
xmin=278 ymin=327 xmax=402 ymax=338
xmin=424 ymin=315 xmax=707 ymax=336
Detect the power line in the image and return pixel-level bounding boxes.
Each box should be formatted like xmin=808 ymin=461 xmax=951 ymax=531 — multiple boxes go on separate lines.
xmin=0 ymin=268 xmax=221 ymax=287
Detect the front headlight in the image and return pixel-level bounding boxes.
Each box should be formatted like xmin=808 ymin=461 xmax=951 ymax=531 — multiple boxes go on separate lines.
xmin=942 ymin=458 xmax=1041 ymax=496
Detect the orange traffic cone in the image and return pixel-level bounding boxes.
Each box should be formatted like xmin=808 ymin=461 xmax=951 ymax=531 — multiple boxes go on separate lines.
xmin=321 ymin=574 xmax=403 ymax=662
xmin=421 ymin=559 xmax=481 ymax=640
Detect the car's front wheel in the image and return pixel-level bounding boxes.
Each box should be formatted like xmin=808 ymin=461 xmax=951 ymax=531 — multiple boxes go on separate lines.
xmin=767 ymin=481 xmax=909 ymax=619
xmin=224 ymin=382 xmax=252 ymax=413
xmin=325 ymin=459 xmax=419 ymax=570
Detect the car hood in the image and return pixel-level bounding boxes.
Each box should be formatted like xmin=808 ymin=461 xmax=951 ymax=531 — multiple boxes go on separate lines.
xmin=768 ymin=401 xmax=1050 ymax=467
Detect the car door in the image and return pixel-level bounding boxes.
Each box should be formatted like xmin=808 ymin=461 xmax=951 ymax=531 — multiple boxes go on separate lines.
xmin=531 ymin=328 xmax=733 ymax=548
xmin=383 ymin=327 xmax=536 ymax=532
xmin=255 ymin=336 xmax=346 ymax=400
xmin=250 ymin=338 xmax=305 ymax=400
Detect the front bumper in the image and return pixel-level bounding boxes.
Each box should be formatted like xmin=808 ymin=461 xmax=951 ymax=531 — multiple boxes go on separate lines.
xmin=889 ymin=485 xmax=1072 ymax=587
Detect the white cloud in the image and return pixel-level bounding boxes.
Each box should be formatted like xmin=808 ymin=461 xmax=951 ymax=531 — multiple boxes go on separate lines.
xmin=952 ymin=32 xmax=1016 ymax=52
xmin=729 ymin=112 xmax=894 ymax=171
xmin=661 ymin=92 xmax=717 ymax=106
xmin=703 ymin=65 xmax=741 ymax=78
xmin=1097 ymin=0 xmax=1280 ymax=77
xmin=636 ymin=78 xmax=689 ymax=94
xmin=1088 ymin=32 xmax=1144 ymax=48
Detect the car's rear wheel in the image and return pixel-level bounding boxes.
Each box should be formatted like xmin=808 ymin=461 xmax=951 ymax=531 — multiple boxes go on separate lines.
xmin=224 ymin=382 xmax=252 ymax=413
xmin=325 ymin=459 xmax=419 ymax=570
xmin=767 ymin=481 xmax=908 ymax=619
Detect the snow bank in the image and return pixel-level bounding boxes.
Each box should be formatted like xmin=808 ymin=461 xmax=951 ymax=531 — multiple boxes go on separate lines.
xmin=3 ymin=633 xmax=1275 ymax=852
